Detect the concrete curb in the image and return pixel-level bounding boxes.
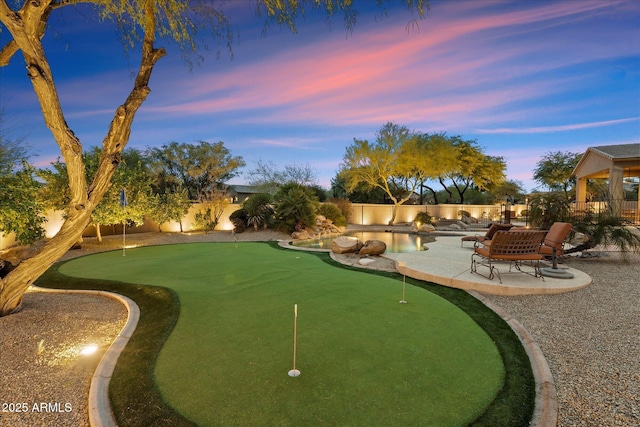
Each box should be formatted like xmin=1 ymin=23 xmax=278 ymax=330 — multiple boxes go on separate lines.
xmin=31 ymin=286 xmax=140 ymax=427
xmin=468 ymin=290 xmax=558 ymax=427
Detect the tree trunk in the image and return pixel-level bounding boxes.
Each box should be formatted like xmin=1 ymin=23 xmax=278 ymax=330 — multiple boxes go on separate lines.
xmin=96 ymin=223 xmax=103 ymax=243
xmin=0 ymin=1 xmax=165 ymax=316
xmin=388 ymin=204 xmax=398 ymax=225
xmin=0 ymin=209 xmax=93 ymax=315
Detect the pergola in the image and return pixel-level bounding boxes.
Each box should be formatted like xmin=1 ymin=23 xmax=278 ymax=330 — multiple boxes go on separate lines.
xmin=573 ymin=143 xmax=640 ymax=219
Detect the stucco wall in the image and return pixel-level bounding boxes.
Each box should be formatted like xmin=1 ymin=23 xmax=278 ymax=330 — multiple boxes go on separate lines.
xmin=2 ymin=203 xmax=527 ymax=250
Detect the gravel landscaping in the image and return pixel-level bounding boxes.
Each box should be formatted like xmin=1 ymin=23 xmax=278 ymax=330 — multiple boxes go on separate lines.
xmin=485 ymin=252 xmax=640 ymax=427
xmin=1 ymin=229 xmax=638 ymax=426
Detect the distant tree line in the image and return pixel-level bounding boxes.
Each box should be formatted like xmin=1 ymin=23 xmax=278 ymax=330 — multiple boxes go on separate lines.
xmin=332 ymin=122 xmax=510 ymax=224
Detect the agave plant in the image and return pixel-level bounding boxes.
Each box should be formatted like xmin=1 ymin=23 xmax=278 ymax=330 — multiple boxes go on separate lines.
xmin=243 ymin=193 xmax=273 ymax=230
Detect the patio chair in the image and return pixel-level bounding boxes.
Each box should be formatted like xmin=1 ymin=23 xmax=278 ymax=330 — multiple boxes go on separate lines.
xmin=471 ymin=230 xmax=547 ymax=283
xmin=460 ymin=223 xmax=513 ymax=247
xmin=539 ymin=222 xmax=573 ymax=257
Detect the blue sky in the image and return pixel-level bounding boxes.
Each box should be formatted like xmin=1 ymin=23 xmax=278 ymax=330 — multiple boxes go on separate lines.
xmin=1 ymin=0 xmax=639 ymax=192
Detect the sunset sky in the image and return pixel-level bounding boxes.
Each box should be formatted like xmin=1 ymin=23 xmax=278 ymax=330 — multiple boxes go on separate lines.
xmin=2 ymin=0 xmax=639 ymax=192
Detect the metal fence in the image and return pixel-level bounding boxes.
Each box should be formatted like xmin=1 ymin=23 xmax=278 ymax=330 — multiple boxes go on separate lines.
xmin=572 ymin=200 xmax=639 ymax=226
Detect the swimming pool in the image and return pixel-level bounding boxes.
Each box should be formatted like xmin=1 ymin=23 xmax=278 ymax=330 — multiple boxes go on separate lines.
xmin=291 ymin=230 xmax=446 ymax=253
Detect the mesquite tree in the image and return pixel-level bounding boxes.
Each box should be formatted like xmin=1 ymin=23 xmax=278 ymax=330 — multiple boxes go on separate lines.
xmin=0 ymin=0 xmax=425 ymax=316
xmin=340 ymin=122 xmax=430 ymax=225
xmin=0 ymin=0 xmax=221 ymax=316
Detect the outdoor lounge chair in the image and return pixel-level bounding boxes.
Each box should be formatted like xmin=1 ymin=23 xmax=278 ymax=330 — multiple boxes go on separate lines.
xmin=460 ymin=223 xmax=513 ymax=247
xmin=539 ymin=222 xmax=573 ymax=257
xmin=471 ymin=230 xmax=547 ymax=283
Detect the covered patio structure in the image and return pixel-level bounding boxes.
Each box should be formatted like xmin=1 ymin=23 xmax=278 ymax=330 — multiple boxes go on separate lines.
xmin=573 ymin=143 xmax=640 ymax=224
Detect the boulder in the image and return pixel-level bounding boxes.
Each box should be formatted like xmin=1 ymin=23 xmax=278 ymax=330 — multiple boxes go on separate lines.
xmin=359 ymin=239 xmax=387 ymax=255
xmin=358 ymin=257 xmax=376 ymax=266
xmin=418 ymin=223 xmax=436 ymax=232
xmin=331 ymin=236 xmax=363 ymax=254
xmin=291 ymin=230 xmax=312 ymax=240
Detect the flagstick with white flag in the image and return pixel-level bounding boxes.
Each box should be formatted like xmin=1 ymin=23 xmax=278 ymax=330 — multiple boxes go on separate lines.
xmin=120 ymin=189 xmax=127 ymax=256
xmin=398 ymin=262 xmax=407 ymax=304
xmin=288 ymin=304 xmax=301 ymax=377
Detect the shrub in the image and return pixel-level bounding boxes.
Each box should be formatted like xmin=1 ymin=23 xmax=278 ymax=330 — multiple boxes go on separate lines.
xmin=317 ymin=202 xmax=347 ymax=227
xmin=193 ymin=207 xmax=217 ymax=232
xmin=273 ymin=183 xmax=318 ymax=232
xmin=326 ymin=197 xmax=352 ymax=223
xmin=229 ymin=208 xmax=248 ymax=233
xmin=414 ymin=211 xmax=433 ymax=225
xmin=243 ymin=193 xmax=273 ymax=230
xmin=570 ymin=209 xmax=640 ymax=256
xmin=458 ymin=210 xmax=471 ymax=219
xmin=528 ymin=192 xmax=572 ymax=229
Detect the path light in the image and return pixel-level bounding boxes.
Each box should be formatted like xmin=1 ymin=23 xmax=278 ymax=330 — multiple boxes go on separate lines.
xmin=80 ymin=344 xmax=98 ymax=356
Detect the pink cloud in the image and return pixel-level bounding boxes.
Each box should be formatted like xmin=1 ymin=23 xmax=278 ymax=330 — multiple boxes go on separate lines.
xmin=140 ymin=0 xmax=634 ymax=135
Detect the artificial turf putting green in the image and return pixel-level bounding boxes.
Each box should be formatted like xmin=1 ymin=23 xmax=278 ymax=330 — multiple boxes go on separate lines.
xmin=59 ymin=242 xmax=505 ymax=426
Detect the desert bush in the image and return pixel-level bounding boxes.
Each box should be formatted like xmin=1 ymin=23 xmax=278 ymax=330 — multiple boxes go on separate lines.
xmin=326 ymin=197 xmax=352 ymax=223
xmin=317 ymin=202 xmax=347 ymax=227
xmin=414 ymin=211 xmax=433 ymax=225
xmin=229 ymin=208 xmax=248 ymax=233
xmin=458 ymin=210 xmax=471 ymax=219
xmin=528 ymin=192 xmax=573 ymax=229
xmin=273 ymin=183 xmax=318 ymax=232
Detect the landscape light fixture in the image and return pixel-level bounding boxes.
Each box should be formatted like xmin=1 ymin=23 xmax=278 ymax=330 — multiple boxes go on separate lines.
xmin=80 ymin=344 xmax=98 ymax=356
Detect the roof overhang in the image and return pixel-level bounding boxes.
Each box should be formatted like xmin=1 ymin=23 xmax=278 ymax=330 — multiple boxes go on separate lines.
xmin=573 ymin=144 xmax=640 ymax=179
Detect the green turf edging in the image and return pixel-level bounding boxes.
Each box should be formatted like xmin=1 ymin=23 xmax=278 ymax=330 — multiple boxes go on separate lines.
xmin=35 ymin=262 xmax=197 ymax=427
xmin=302 ymin=247 xmax=535 ymax=427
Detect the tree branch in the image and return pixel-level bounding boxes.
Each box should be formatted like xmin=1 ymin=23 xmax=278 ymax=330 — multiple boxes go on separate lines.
xmin=0 ymin=39 xmax=18 ymax=66
xmin=89 ymin=0 xmax=166 ymax=203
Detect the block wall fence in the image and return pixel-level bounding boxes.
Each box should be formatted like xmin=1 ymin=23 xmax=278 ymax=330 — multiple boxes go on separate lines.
xmin=0 ymin=202 xmax=530 ymax=250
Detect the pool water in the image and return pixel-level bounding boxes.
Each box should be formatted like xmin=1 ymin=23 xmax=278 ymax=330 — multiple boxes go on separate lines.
xmin=292 ymin=231 xmax=438 ymax=253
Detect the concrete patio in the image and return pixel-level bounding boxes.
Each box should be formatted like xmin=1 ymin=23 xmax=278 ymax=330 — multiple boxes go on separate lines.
xmin=383 ymin=234 xmax=592 ymax=296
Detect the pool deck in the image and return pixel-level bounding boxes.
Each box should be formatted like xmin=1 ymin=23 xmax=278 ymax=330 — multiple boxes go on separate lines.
xmin=300 ymin=224 xmax=592 ymax=296
xmin=383 ymin=233 xmax=592 ymax=296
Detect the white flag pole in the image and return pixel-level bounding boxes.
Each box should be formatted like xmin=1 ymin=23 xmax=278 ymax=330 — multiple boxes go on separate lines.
xmin=398 ymin=262 xmax=407 ymax=304
xmin=121 ymin=189 xmax=127 ymax=256
xmin=122 ymin=217 xmax=126 ymax=256
xmin=288 ymin=304 xmax=301 ymax=377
